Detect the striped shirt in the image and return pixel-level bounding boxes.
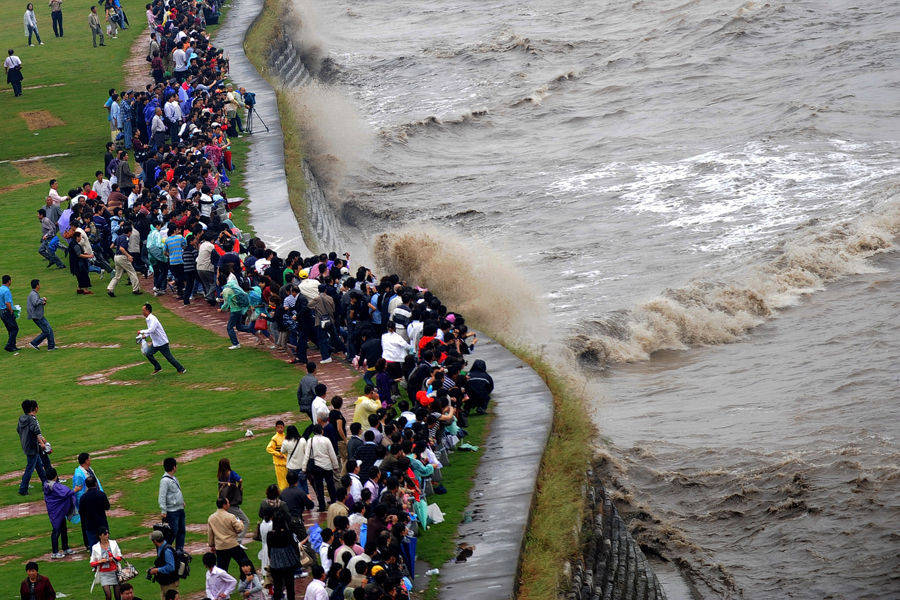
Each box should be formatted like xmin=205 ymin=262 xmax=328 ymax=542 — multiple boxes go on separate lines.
xmin=164 ymin=235 xmax=185 ymax=265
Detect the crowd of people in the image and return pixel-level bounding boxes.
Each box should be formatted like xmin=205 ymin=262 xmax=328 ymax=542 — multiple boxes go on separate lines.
xmin=11 ymin=0 xmax=498 ymax=598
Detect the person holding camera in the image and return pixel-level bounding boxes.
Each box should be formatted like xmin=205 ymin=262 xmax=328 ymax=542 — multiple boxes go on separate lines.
xmin=148 ymin=529 xmax=179 ymax=599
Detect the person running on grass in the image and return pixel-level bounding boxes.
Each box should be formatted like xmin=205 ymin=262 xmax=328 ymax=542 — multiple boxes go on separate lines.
xmin=137 ymin=303 xmax=186 ymax=375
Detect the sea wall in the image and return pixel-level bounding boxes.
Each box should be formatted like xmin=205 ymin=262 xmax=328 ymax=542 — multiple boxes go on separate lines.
xmin=569 ymin=471 xmax=668 ymax=600
xmin=262 ymin=35 xmax=347 ymax=254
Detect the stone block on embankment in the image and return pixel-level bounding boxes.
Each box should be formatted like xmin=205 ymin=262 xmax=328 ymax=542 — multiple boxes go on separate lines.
xmin=571 ymin=474 xmax=668 ymax=600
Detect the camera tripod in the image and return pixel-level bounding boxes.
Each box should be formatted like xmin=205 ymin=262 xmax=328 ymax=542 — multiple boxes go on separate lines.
xmin=246 ymin=106 xmax=269 ymax=134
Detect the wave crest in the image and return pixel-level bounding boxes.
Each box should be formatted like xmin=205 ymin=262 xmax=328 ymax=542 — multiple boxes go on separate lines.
xmin=571 ymin=200 xmax=900 ymax=367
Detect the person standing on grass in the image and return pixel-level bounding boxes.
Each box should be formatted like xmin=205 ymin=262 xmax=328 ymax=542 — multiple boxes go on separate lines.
xmin=297 ymin=361 xmax=318 ymax=417
xmin=206 ymin=498 xmax=248 ymax=574
xmin=18 ymin=399 xmax=47 ymax=495
xmin=48 ymin=0 xmax=62 ymax=37
xmin=24 ymin=4 xmax=43 ymax=46
xmin=1 ymin=274 xmax=20 ymax=353
xmin=88 ymin=5 xmax=104 ymax=47
xmin=68 ymin=230 xmax=94 ymax=295
xmin=180 ymin=234 xmax=198 ymax=305
xmin=216 ymin=458 xmax=250 ymax=546
xmin=266 ymin=420 xmax=288 ymax=490
xmin=107 ymin=223 xmax=142 ymax=297
xmin=138 ymin=303 xmax=186 ymax=375
xmin=78 ymin=476 xmax=110 ymax=551
xmin=158 ymin=457 xmax=186 ymax=552
xmin=148 ymin=530 xmax=179 ymax=598
xmin=43 ymin=467 xmax=75 ymax=558
xmin=26 ymin=279 xmax=55 ymax=351
xmin=19 ymin=562 xmax=55 ymax=600
xmin=163 ymin=223 xmax=186 ymax=300
xmin=4 ymin=49 xmax=23 ymax=96
xmin=202 ymin=552 xmax=237 ymax=600
xmin=89 ymin=527 xmax=122 ymax=599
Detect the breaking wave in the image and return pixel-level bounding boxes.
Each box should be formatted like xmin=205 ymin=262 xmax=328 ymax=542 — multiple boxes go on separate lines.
xmin=570 ymin=199 xmax=900 ymax=367
xmin=381 ymin=109 xmax=490 ymax=142
xmin=373 ymin=227 xmax=543 ymax=341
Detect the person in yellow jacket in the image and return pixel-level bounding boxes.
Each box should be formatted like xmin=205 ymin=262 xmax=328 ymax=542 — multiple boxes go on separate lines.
xmin=265 ymin=420 xmax=288 ymax=490
xmin=353 ymin=385 xmax=382 ymax=426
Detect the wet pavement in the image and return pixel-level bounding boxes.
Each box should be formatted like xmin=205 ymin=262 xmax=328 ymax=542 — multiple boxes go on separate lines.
xmin=437 ymin=336 xmax=553 ymax=600
xmin=214 ymin=0 xmax=311 ymax=255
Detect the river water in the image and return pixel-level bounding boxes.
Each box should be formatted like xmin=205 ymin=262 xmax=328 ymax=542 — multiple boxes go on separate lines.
xmin=278 ymin=0 xmax=900 ymax=597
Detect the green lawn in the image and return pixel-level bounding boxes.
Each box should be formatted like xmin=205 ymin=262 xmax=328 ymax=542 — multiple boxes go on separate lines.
xmin=0 ymin=1 xmax=291 ymax=595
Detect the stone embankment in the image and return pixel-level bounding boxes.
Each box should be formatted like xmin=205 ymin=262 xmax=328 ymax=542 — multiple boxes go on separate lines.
xmin=568 ymin=471 xmax=667 ymax=600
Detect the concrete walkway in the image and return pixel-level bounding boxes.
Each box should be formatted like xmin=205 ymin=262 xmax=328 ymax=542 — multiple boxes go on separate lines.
xmin=214 ymin=0 xmax=311 ymax=255
xmin=436 ymin=335 xmax=553 ymax=600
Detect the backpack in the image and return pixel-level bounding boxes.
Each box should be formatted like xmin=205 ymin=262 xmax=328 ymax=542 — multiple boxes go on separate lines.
xmin=248 ymin=285 xmax=263 ymax=308
xmin=173 ymin=548 xmax=192 ymax=579
xmin=392 ymin=305 xmax=411 ymax=327
xmin=147 ymin=228 xmax=165 ymax=260
xmin=231 ymin=286 xmax=250 ymax=311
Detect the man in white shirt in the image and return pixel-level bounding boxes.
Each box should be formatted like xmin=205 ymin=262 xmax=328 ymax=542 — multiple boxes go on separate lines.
xmin=304 ymin=565 xmax=329 ymax=600
xmin=202 ymin=551 xmax=237 ymax=600
xmin=47 ymin=179 xmax=67 ymax=207
xmin=310 ymin=383 xmax=329 ymax=424
xmin=138 ymin=303 xmax=186 ymax=375
xmin=92 ymin=171 xmax=111 ymax=204
xmin=150 ymin=106 xmax=167 ymax=150
xmin=4 ymin=50 xmax=23 ymax=96
xmin=108 ymin=93 xmax=121 ymax=142
xmin=381 ymin=322 xmax=411 ymax=364
xmin=172 ymin=43 xmax=188 ymax=81
xmin=164 ymin=94 xmax=182 ymax=144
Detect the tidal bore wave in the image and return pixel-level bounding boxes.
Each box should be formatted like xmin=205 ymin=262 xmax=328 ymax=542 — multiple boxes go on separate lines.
xmin=570 ymin=199 xmax=900 ymax=368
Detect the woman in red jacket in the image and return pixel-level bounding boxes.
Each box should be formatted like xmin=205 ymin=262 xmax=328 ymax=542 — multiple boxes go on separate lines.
xmin=20 ymin=561 xmax=55 ymax=600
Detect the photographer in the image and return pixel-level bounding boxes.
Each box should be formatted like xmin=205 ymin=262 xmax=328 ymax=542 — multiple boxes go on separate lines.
xmin=148 ymin=529 xmax=179 ymax=597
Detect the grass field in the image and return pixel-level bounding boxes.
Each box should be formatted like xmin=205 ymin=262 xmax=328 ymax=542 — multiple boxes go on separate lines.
xmin=0 ymin=1 xmax=305 ymax=596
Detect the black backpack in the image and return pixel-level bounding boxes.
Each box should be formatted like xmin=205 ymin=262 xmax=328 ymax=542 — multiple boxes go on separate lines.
xmin=173 ymin=548 xmax=192 ymax=579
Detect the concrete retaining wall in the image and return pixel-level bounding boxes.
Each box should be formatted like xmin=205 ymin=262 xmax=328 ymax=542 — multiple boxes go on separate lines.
xmin=567 ymin=472 xmax=667 ymax=600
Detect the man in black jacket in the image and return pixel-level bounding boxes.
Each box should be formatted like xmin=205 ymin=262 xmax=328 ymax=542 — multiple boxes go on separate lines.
xmin=79 ymin=477 xmax=110 ymax=549
xmin=17 ymin=400 xmax=47 ymax=496
xmin=466 ymin=359 xmax=494 ymax=415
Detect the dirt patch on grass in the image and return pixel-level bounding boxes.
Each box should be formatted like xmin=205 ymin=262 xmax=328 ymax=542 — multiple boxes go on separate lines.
xmin=19 ymin=110 xmax=65 ymax=130
xmin=114 ymin=314 xmax=143 ymax=320
xmin=242 ymin=411 xmax=299 ymax=429
xmin=177 ymin=434 xmax=254 ymax=463
xmin=77 ymin=362 xmax=144 ymax=386
xmin=126 ymin=467 xmax=153 ymax=482
xmin=124 ymin=25 xmax=150 ymax=89
xmin=0 ymin=500 xmax=47 ymax=521
xmin=201 ymin=425 xmax=231 ymax=433
xmin=92 ymin=440 xmax=155 ymax=457
xmin=0 ymin=82 xmax=65 ymax=93
xmin=12 ymin=158 xmax=57 ymax=180
xmin=0 ymin=180 xmax=46 ymax=194
xmin=61 ymin=342 xmax=122 ymax=349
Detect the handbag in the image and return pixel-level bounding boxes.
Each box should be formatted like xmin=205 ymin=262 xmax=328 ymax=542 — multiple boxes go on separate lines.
xmin=298 ymin=543 xmax=314 ymax=567
xmin=254 ymin=316 xmax=268 ymax=331
xmin=116 ymin=561 xmax=138 ymax=583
